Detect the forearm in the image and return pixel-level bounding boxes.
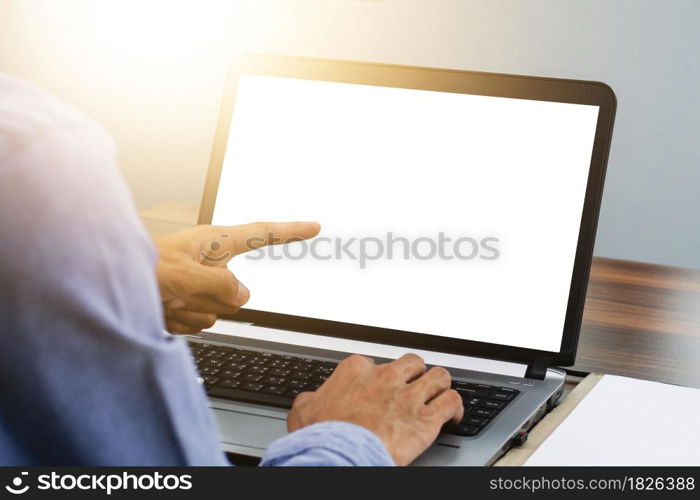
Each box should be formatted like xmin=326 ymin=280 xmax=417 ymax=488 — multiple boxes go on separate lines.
xmin=259 ymin=422 xmax=394 ymax=466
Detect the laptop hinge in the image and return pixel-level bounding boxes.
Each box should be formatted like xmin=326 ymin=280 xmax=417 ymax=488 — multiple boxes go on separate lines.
xmin=524 ymin=354 xmax=552 ymax=380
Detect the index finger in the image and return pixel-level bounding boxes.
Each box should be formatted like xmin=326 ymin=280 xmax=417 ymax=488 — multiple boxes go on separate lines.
xmin=202 ymin=221 xmax=321 ymax=257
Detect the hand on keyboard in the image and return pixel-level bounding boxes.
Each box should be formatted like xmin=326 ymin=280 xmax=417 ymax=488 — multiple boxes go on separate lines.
xmin=190 ymin=341 xmax=522 ymax=452
xmin=286 ymin=353 xmax=463 ymax=466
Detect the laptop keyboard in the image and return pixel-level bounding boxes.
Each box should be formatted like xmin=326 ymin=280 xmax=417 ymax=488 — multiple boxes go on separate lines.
xmin=444 ymin=381 xmax=520 ymax=436
xmin=188 ymin=341 xmax=520 ymax=437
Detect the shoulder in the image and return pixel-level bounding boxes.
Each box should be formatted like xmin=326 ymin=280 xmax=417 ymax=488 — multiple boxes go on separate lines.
xmin=0 ymin=73 xmax=115 ymax=160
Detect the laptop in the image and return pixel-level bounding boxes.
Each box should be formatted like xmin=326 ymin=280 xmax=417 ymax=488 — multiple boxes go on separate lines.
xmin=188 ymin=55 xmax=616 ymax=466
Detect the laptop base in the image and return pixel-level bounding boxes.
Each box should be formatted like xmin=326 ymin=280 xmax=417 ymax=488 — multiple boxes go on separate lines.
xmin=190 ymin=330 xmax=565 ymax=466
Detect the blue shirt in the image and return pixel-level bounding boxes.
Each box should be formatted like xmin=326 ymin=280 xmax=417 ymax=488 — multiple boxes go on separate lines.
xmin=0 ymin=74 xmax=394 ymax=466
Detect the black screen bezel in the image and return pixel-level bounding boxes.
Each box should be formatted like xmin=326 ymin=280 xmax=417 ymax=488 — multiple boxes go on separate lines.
xmin=199 ymin=54 xmax=616 ymax=367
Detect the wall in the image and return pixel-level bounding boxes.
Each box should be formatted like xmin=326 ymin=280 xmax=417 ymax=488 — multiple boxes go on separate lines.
xmin=1 ymin=0 xmax=698 ymax=267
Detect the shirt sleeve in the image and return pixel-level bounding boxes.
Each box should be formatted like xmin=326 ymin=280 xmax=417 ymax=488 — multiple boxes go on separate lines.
xmin=260 ymin=421 xmax=395 ymax=466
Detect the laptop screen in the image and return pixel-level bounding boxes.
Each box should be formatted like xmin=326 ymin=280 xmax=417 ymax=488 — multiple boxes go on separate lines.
xmin=211 ymin=74 xmax=600 ymax=353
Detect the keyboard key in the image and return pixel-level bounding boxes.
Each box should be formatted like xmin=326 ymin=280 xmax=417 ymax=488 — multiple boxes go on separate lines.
xmin=226 ymin=362 xmax=248 ymax=371
xmin=452 ymin=381 xmax=474 ymax=389
xmin=496 ymin=387 xmax=519 ymax=394
xmin=216 ymin=378 xmax=242 ymax=389
xmin=490 ymin=391 xmax=514 ymax=401
xmin=465 ymin=416 xmax=488 ymax=426
xmin=203 ymin=376 xmax=220 ymax=388
xmin=249 ymin=366 xmax=270 ymax=374
xmin=241 ymin=382 xmax=265 ymax=392
xmin=241 ymin=373 xmax=264 ymax=382
xmin=199 ymin=366 xmax=220 ymax=376
xmin=464 ymin=397 xmax=483 ymax=407
xmin=264 ymin=376 xmax=288 ymax=385
xmin=292 ymin=371 xmax=313 ymax=380
xmin=285 ymin=387 xmax=303 ymax=397
xmin=454 ymin=424 xmax=480 ymax=437
xmin=289 ymin=379 xmax=309 ymax=389
xmin=268 ymin=360 xmax=292 ymax=368
xmin=205 ymin=349 xmax=229 ymax=359
xmin=228 ymin=354 xmax=249 ymax=362
xmin=455 ymin=386 xmax=489 ymax=397
xmin=473 ymin=408 xmax=496 ymax=418
xmin=199 ymin=358 xmax=224 ymax=368
xmin=270 ymin=369 xmax=291 ymax=377
xmin=263 ymin=385 xmax=287 ymax=395
xmin=483 ymin=400 xmax=505 ymax=409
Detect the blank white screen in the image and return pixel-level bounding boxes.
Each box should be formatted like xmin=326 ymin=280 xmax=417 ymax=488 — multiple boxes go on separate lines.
xmin=212 ymin=74 xmax=599 ymax=352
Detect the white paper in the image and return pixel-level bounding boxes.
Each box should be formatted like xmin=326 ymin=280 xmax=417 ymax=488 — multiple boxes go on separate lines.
xmin=526 ymin=375 xmax=700 ymax=466
xmin=205 ymin=319 xmax=526 ymax=378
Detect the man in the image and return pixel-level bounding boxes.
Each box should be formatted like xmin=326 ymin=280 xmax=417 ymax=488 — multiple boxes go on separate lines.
xmin=0 ymin=73 xmax=462 ymax=466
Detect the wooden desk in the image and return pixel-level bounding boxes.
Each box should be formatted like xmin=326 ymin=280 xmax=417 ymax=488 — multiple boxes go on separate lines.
xmin=574 ymin=257 xmax=700 ymax=388
xmin=141 ymin=206 xmax=700 ymax=387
